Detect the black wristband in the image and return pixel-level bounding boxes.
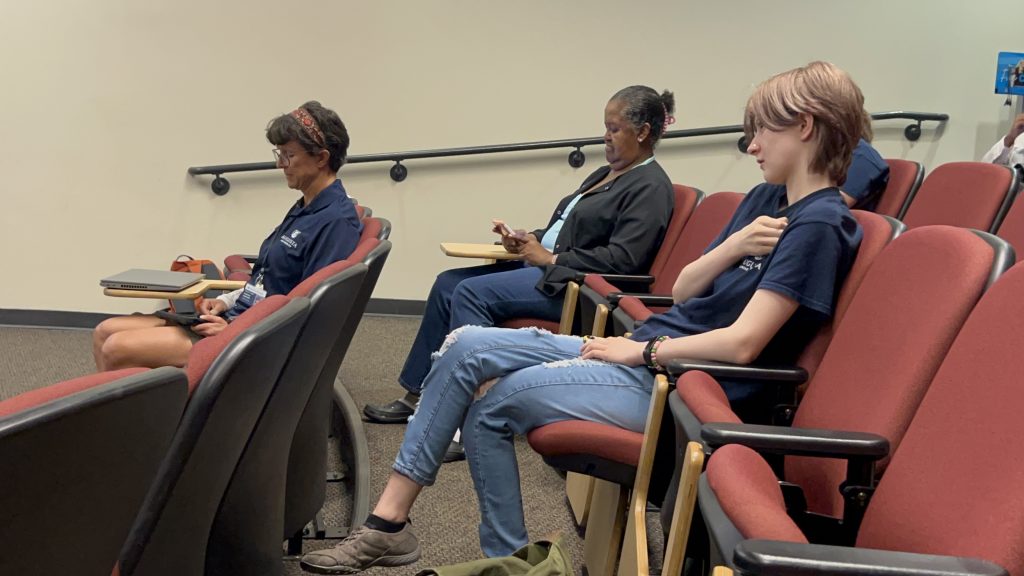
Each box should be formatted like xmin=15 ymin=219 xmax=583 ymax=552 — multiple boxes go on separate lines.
xmin=642 ymin=338 xmax=658 ymax=370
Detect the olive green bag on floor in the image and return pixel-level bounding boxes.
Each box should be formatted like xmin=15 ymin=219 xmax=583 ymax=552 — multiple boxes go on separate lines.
xmin=416 ymin=537 xmax=572 ymax=576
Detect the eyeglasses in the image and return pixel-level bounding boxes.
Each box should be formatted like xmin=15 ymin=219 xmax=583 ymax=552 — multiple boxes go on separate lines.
xmin=272 ymin=148 xmax=297 ymax=167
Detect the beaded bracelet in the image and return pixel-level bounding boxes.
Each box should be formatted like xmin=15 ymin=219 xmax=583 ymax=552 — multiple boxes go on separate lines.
xmin=642 ymin=335 xmax=669 ymax=372
xmin=650 ymin=336 xmax=669 ymax=371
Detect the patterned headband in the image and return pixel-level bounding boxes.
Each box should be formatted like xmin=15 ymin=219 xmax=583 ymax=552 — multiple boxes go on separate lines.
xmin=290 ymin=107 xmax=326 ymax=148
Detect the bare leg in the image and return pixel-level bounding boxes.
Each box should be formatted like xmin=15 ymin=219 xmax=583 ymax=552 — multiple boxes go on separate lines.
xmin=93 ymin=315 xmax=167 ymax=370
xmin=371 ymin=471 xmax=424 ymax=523
xmin=99 ymin=324 xmax=194 ymax=370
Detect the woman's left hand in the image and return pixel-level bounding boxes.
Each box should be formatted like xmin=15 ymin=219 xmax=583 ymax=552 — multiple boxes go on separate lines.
xmin=517 ymin=237 xmax=556 ymax=266
xmin=580 ymin=336 xmax=646 ymax=366
xmin=192 ymin=315 xmax=229 ymax=337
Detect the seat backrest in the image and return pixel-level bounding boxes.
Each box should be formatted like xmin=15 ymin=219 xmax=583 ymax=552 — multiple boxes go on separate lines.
xmin=206 ymin=262 xmax=368 ymax=575
xmin=874 ymin=159 xmax=924 ymax=219
xmin=795 ymin=211 xmax=904 ymax=380
xmin=283 ymin=238 xmax=393 ymax=537
xmin=785 ymin=226 xmax=1012 ymax=518
xmin=361 ymin=216 xmax=392 ymax=242
xmin=647 ymin=185 xmax=704 ymax=282
xmin=118 ymin=296 xmax=310 ymax=576
xmin=995 ymin=196 xmax=1024 ymax=261
xmin=650 ymin=192 xmax=744 ymax=294
xmin=901 ymin=162 xmax=1019 ymax=232
xmin=856 ymin=261 xmax=1024 ymax=574
xmin=0 ymin=367 xmax=187 ymax=576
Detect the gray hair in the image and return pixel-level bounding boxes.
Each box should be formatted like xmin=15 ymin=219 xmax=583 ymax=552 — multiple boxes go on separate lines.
xmin=610 ymin=86 xmax=676 ymax=147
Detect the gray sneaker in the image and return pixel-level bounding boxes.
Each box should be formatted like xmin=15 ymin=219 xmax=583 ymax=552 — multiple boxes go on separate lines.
xmin=300 ymin=524 xmax=421 ymax=574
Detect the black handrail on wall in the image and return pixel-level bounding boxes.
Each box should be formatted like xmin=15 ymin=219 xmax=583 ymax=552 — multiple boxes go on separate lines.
xmin=188 ymin=111 xmax=948 ymax=195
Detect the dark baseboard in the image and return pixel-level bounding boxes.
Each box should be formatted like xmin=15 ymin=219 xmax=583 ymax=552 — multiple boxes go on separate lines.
xmin=0 ymin=309 xmax=116 ymax=329
xmin=364 ymin=298 xmax=426 ymax=316
xmin=0 ymin=298 xmax=426 ymax=329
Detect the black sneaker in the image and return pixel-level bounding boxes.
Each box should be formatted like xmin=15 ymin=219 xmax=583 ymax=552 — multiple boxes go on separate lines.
xmin=300 ymin=524 xmax=420 ymax=574
xmin=443 ymin=440 xmax=465 ymax=463
xmin=363 ymin=394 xmax=418 ymax=424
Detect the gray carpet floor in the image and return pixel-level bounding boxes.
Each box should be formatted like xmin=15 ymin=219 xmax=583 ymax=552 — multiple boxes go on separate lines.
xmin=0 ymin=316 xmax=664 ymax=575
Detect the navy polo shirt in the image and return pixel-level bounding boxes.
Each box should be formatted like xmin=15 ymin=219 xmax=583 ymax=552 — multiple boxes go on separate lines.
xmin=227 ymin=179 xmax=362 ymax=319
xmin=631 ymin=184 xmax=862 ymax=401
xmin=844 ymin=139 xmax=889 ymax=211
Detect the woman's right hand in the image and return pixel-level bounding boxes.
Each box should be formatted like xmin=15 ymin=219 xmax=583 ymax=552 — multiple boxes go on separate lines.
xmin=197 ymin=298 xmax=228 ymax=316
xmin=501 ymin=233 xmax=529 ymax=253
xmin=726 ymin=215 xmax=788 ymax=258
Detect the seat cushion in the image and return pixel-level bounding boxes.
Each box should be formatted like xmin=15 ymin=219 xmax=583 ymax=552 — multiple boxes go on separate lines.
xmin=527 ymin=420 xmax=642 ymax=467
xmin=676 ymin=370 xmax=742 ymax=425
xmin=583 ymin=274 xmax=618 ymax=298
xmin=617 ymin=296 xmax=656 ymax=324
xmin=706 ymin=444 xmax=808 ymax=543
xmin=0 ymin=368 xmax=147 ymax=418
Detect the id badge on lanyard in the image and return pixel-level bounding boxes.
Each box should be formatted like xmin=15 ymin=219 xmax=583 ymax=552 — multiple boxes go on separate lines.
xmin=238 ymin=271 xmax=268 ymax=308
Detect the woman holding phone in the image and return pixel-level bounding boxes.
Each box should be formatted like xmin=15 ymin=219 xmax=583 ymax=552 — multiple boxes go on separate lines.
xmin=363 ymin=85 xmax=676 ymax=434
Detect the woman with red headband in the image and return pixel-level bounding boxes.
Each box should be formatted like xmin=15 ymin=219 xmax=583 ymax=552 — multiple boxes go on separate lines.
xmin=92 ymin=101 xmax=362 ymax=370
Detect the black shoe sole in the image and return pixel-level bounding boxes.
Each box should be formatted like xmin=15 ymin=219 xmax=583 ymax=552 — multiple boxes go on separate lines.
xmin=443 ymin=445 xmax=466 ymax=463
xmin=362 ymin=406 xmax=414 ymax=424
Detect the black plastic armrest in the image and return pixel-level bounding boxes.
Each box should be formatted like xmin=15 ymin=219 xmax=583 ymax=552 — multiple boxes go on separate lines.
xmin=700 ymin=422 xmax=889 ymax=460
xmin=606 ymin=292 xmax=675 ymax=307
xmin=666 ymin=358 xmax=808 ymax=384
xmin=574 ymin=273 xmax=656 ymax=293
xmin=733 ymin=539 xmax=1008 ymax=576
xmin=239 ymin=254 xmax=258 ymax=263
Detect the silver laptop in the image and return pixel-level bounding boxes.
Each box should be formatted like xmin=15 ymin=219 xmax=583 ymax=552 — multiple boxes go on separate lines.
xmin=100 ymin=269 xmax=205 ymax=291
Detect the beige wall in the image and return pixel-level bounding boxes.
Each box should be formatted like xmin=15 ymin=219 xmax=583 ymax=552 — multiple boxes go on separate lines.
xmin=1 ymin=0 xmax=1020 ymax=314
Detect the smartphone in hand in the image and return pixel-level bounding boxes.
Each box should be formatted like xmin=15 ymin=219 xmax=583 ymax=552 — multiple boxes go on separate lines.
xmin=492 ymin=219 xmax=525 ymax=240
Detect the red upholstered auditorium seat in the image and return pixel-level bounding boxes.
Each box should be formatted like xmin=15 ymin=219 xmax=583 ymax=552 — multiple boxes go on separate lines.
xmin=873 ymin=158 xmax=923 ymax=219
xmin=700 ymin=257 xmax=1024 ymax=576
xmin=900 ymin=161 xmax=1019 ymax=231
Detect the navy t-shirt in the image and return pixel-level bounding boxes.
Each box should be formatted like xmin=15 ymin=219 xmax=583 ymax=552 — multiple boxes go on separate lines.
xmin=844 ymin=139 xmax=889 ymax=211
xmin=630 ymin=184 xmax=862 ymax=401
xmin=227 ymin=179 xmax=362 ymax=319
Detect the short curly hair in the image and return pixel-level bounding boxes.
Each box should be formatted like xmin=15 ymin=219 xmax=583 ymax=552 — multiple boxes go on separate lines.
xmin=266 ymin=101 xmax=349 ymax=172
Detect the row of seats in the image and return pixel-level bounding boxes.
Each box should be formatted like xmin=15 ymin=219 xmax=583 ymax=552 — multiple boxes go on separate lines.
xmin=5 ymin=159 xmax=1019 ymax=575
xmin=0 ymin=213 xmax=393 ymax=575
xmin=523 ymin=161 xmax=1024 ymax=575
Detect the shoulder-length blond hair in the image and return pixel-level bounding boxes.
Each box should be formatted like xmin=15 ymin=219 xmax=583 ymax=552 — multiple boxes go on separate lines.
xmin=744 ymin=61 xmax=866 ymax=185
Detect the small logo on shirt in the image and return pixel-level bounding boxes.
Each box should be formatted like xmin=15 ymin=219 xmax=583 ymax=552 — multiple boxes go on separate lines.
xmin=279 ymin=229 xmax=302 ymax=249
xmin=739 ymin=255 xmax=765 ymax=272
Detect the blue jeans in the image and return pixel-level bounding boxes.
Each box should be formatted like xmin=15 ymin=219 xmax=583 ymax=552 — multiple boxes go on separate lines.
xmin=392 ymin=326 xmax=655 ymax=556
xmin=397 ymin=263 xmax=565 ymax=394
